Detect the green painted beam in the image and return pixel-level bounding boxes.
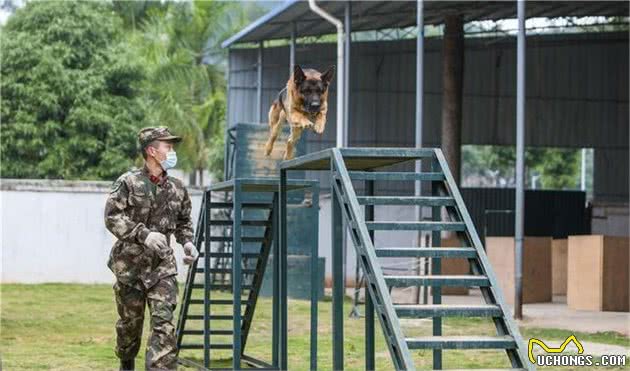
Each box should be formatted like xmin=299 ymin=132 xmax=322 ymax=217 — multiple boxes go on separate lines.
xmin=356 ymin=196 xmax=455 ymax=206
xmin=384 ymin=275 xmax=490 ymax=287
xmin=209 ymin=220 xmax=271 ymax=226
xmin=348 ymin=171 xmax=444 ymax=181
xmin=375 ymin=247 xmax=477 ymax=258
xmin=365 ymin=221 xmax=466 ymax=231
xmin=406 ymin=336 xmax=516 ymax=349
xmin=394 ymin=304 xmax=502 ymax=318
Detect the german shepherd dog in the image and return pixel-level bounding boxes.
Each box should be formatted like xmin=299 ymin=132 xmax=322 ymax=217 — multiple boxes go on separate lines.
xmin=264 ymin=65 xmax=335 ymax=160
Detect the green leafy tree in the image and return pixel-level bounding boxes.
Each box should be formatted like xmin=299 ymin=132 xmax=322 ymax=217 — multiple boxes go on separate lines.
xmin=462 ymin=145 xmax=581 ymax=189
xmin=125 ymin=0 xmax=246 ymax=184
xmin=1 ymin=1 xmax=148 ymax=180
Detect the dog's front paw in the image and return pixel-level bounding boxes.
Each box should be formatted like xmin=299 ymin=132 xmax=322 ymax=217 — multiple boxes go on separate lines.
xmin=299 ymin=121 xmax=315 ymax=129
xmin=313 ymin=123 xmax=325 ymax=134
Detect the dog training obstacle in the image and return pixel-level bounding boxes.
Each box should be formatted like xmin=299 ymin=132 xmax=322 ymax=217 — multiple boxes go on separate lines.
xmin=176 ymin=177 xmax=319 ymax=370
xmin=178 ymin=148 xmax=531 ymax=370
xmin=279 ymin=147 xmax=532 ymax=371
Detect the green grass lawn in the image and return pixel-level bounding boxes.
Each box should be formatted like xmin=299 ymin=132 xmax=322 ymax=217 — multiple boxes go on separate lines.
xmin=1 ymin=283 xmax=627 ymax=370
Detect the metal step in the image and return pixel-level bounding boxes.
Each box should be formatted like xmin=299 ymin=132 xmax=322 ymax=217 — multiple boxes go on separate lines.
xmin=188 ymin=299 xmax=251 ymax=305
xmin=356 ymin=196 xmax=455 ymax=206
xmin=191 ymin=284 xmax=254 ymax=290
xmin=186 ymin=315 xmax=239 ymax=321
xmin=181 ymin=329 xmax=234 ymax=335
xmin=179 ymin=343 xmax=233 ymax=350
xmin=394 ymin=304 xmax=502 ymax=318
xmin=192 ymin=284 xmax=254 ymax=290
xmin=384 ymin=275 xmax=490 ymax=287
xmin=365 ymin=221 xmax=466 ymax=231
xmin=405 ymin=336 xmax=516 ymax=349
xmin=199 ymin=252 xmax=261 ymax=258
xmin=209 ymin=220 xmax=271 ymax=227
xmin=196 ymin=268 xmax=257 ymax=274
xmin=209 ymin=202 xmax=273 ymax=209
xmin=348 ymin=171 xmax=445 ymax=181
xmin=375 ymin=247 xmax=477 ymax=258
xmin=207 ymin=236 xmax=268 ymax=243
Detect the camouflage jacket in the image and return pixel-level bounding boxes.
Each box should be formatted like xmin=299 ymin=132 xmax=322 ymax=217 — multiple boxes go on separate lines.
xmin=105 ymin=166 xmax=194 ymax=290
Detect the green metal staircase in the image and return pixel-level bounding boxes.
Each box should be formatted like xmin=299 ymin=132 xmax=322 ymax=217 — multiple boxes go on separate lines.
xmin=280 ymin=148 xmax=533 ymax=371
xmin=176 ymin=180 xmax=278 ymax=370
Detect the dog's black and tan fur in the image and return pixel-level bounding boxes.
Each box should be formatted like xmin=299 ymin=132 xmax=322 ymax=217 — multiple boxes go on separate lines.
xmin=264 ymin=65 xmax=335 ymax=160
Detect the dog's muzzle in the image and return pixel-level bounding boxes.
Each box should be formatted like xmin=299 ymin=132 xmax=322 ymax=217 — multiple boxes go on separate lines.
xmin=305 ymin=102 xmax=321 ymax=113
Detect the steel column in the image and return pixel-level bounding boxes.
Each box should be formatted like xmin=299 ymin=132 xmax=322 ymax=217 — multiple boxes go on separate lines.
xmin=290 ymin=22 xmax=296 ymax=74
xmin=514 ymin=0 xmax=526 ymax=320
xmin=343 ymin=1 xmax=351 ymax=147
xmin=232 ymin=182 xmax=242 ymax=369
xmin=431 ymin=156 xmax=442 ymax=369
xmin=310 ymin=188 xmax=319 ymax=371
xmin=204 ymin=191 xmax=211 ymax=368
xmin=331 ymin=159 xmax=344 ymax=370
xmin=365 ymin=177 xmax=375 ymax=371
xmin=279 ymin=170 xmax=289 ymax=369
xmin=256 ymin=41 xmax=263 ymax=123
xmin=272 ymin=190 xmax=280 ymax=367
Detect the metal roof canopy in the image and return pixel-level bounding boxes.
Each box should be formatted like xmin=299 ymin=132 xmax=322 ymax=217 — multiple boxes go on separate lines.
xmin=222 ymin=0 xmax=628 ymax=48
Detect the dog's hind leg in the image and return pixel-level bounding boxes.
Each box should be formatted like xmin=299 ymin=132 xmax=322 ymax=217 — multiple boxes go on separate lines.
xmin=284 ymin=125 xmax=303 ymax=160
xmin=264 ymin=103 xmax=286 ymax=156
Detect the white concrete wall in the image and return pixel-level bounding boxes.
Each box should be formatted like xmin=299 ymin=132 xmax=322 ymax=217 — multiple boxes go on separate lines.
xmin=1 ymin=179 xmax=202 ymax=284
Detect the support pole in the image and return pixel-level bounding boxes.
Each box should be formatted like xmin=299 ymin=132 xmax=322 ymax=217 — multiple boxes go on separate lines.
xmin=365 ymin=177 xmax=375 ymax=371
xmin=203 ymin=191 xmax=211 ymax=368
xmin=308 ymin=0 xmax=344 ymax=148
xmin=256 ymin=41 xmax=263 ymax=123
xmin=310 ymin=186 xmax=319 ymax=371
xmin=272 ymin=188 xmax=280 ymax=367
xmin=279 ymin=170 xmax=289 ymax=369
xmin=232 ymin=182 xmax=242 ymax=370
xmin=344 ymin=1 xmax=351 ymax=147
xmin=431 ymin=157 xmax=442 ymax=370
xmin=290 ymin=22 xmax=296 ymax=74
xmin=331 ymin=160 xmax=344 ymax=370
xmin=514 ymin=0 xmax=526 ymax=320
xmin=415 ymin=0 xmax=425 ymax=303
xmin=581 ymin=148 xmax=587 ymax=191
xmin=415 ymin=0 xmax=424 ymax=152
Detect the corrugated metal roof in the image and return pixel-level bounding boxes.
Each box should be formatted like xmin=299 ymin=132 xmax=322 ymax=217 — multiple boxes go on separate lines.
xmin=222 ymin=0 xmax=629 ymax=48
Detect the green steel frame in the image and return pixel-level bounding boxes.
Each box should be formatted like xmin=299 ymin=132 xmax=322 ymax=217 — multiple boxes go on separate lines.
xmin=280 ymin=147 xmax=533 ymax=371
xmin=176 ymin=177 xmax=319 ymax=371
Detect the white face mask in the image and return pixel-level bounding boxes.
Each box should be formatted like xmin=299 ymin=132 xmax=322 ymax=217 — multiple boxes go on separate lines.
xmin=159 ymin=150 xmax=177 ymax=170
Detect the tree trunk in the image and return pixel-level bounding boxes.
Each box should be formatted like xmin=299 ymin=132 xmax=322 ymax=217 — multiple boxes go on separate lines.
xmin=441 ymin=14 xmax=464 ymax=185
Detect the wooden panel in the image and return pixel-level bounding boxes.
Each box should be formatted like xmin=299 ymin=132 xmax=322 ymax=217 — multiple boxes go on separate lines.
xmin=440 ymin=237 xmax=469 ymax=295
xmin=486 ymin=237 xmax=552 ymax=304
xmin=552 ymin=239 xmax=568 ymax=295
xmin=567 ymin=235 xmax=603 ymax=311
xmin=602 ymin=236 xmax=629 ymax=311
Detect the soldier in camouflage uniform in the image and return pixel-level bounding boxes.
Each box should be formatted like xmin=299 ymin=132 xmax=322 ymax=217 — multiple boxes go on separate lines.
xmin=105 ymin=127 xmax=199 ymax=371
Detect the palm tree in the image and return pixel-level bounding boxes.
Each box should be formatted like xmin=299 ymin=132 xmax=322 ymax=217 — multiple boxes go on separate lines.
xmin=128 ymin=0 xmax=247 ymax=185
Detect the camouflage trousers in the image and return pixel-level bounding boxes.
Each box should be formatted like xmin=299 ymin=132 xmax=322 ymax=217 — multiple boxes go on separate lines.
xmin=113 ymin=275 xmax=179 ymax=370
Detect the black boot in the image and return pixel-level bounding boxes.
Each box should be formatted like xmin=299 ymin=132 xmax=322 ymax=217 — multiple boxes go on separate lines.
xmin=120 ymin=359 xmax=135 ymax=371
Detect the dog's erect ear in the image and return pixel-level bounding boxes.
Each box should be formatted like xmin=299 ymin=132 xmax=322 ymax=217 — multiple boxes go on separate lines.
xmin=320 ymin=65 xmax=335 ymax=86
xmin=293 ymin=65 xmax=306 ymax=85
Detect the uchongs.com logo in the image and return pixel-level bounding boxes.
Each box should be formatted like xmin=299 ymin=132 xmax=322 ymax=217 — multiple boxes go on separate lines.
xmin=528 ymin=335 xmax=627 ymax=367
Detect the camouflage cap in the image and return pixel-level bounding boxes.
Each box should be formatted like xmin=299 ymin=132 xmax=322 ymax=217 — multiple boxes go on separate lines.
xmin=138 ymin=126 xmax=182 ymax=149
